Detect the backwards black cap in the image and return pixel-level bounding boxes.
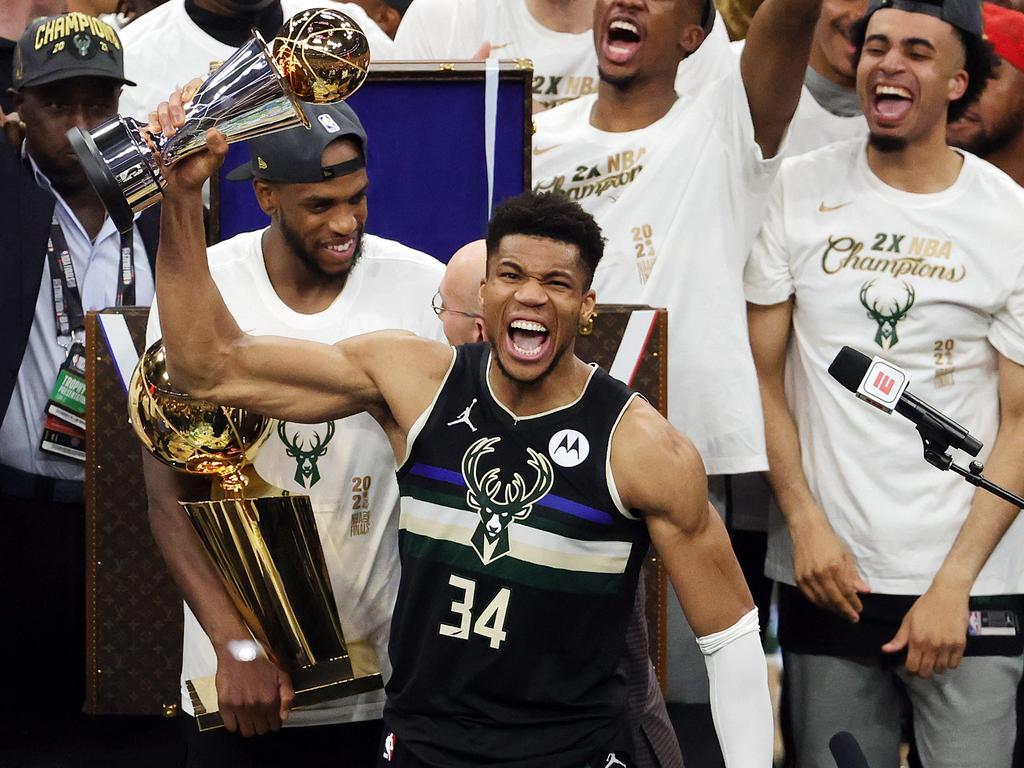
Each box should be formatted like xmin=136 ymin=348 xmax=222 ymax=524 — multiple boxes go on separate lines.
xmin=226 ymin=101 xmax=367 ymax=184
xmin=866 ymin=0 xmax=983 ymax=36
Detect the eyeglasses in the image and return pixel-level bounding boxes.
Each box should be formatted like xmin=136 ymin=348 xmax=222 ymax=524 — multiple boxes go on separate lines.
xmin=431 ymin=291 xmax=482 ymax=319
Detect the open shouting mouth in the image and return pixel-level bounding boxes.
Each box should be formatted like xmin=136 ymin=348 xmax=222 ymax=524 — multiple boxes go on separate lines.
xmin=603 ymin=17 xmax=642 ymax=66
xmin=506 ymin=318 xmax=551 ymax=363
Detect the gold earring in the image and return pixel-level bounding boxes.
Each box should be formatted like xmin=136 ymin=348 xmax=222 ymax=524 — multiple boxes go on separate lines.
xmin=579 ymin=311 xmax=596 ymax=336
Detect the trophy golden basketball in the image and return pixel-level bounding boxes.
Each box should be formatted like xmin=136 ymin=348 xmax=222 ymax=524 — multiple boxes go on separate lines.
xmin=68 ymin=7 xmax=370 ymax=234
xmin=128 ymin=341 xmax=382 ymax=731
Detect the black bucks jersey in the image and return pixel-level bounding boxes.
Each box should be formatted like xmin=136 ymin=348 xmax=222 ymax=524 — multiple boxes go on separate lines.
xmin=387 ymin=343 xmax=651 ymax=768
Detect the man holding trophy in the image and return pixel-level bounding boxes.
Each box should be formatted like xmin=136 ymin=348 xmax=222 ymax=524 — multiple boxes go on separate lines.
xmin=142 ymin=98 xmax=444 ymax=764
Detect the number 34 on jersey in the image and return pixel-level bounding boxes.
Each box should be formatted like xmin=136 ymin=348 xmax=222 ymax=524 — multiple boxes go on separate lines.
xmin=439 ymin=574 xmax=512 ymax=650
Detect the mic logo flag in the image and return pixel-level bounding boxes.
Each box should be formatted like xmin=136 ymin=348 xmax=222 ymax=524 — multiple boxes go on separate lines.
xmin=856 ymin=357 xmax=909 ymax=412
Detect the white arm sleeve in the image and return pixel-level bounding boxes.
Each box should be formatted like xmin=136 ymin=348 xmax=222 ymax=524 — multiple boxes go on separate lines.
xmin=696 ymin=608 xmax=773 ymax=768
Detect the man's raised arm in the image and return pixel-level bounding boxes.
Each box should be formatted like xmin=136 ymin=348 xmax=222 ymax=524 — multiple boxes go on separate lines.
xmin=612 ymin=399 xmax=773 ymax=768
xmin=740 ymin=0 xmax=823 ymax=156
xmin=149 ymin=92 xmax=449 ymax=432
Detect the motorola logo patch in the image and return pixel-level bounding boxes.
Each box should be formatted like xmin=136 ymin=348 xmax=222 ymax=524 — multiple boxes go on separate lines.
xmin=548 ymin=429 xmax=590 ymax=468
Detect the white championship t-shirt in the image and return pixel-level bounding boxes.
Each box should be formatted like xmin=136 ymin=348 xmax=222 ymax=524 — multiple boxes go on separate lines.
xmin=118 ymin=0 xmax=395 ymax=120
xmin=147 ymin=231 xmax=444 ymax=725
xmin=394 ymin=0 xmax=733 ymax=109
xmin=745 ymin=138 xmax=1024 ymax=595
xmin=532 ymin=66 xmax=783 ymax=475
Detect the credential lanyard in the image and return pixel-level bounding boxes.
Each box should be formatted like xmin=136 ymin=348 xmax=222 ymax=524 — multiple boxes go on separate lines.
xmin=46 ymin=215 xmax=136 ymax=344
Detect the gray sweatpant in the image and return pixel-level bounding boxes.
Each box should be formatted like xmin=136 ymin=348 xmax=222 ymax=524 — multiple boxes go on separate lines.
xmin=783 ymin=651 xmax=1023 ymax=768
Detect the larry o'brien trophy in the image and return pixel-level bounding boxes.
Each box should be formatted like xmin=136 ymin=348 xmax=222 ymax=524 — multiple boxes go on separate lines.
xmin=128 ymin=342 xmax=382 ymax=730
xmin=68 ymin=7 xmax=370 ymax=233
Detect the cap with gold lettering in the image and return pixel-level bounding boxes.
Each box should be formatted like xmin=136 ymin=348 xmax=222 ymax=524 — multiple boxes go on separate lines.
xmin=13 ymin=12 xmax=136 ymax=90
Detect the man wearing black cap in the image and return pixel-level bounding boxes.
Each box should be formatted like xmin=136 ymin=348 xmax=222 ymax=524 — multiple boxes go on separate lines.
xmin=745 ymin=0 xmax=1024 ymax=763
xmin=0 ymin=11 xmax=160 ymax=744
xmin=143 ymin=99 xmax=443 ymax=767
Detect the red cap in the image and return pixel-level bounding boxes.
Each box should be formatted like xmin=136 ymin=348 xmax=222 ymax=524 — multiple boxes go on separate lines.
xmin=983 ymin=2 xmax=1024 ymax=73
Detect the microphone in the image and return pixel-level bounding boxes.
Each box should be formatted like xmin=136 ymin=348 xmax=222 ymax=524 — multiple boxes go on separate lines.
xmin=829 ymin=731 xmax=871 ymax=768
xmin=828 ymin=346 xmax=983 ymax=457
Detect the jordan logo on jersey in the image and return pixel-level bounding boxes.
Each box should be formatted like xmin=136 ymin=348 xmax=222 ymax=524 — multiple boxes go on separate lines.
xmin=277 ymin=421 xmax=335 ymax=488
xmin=447 ymin=398 xmax=479 ymax=432
xmin=462 ymin=436 xmax=554 ymax=564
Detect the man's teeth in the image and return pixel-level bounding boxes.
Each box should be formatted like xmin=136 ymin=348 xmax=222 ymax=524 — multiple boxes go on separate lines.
xmin=875 ymin=85 xmax=912 ymax=99
xmin=609 ymin=20 xmax=639 ymax=35
xmin=510 ymin=320 xmax=548 ymax=333
xmin=512 ymin=341 xmax=545 ymax=357
xmin=326 ymin=242 xmax=351 ymax=253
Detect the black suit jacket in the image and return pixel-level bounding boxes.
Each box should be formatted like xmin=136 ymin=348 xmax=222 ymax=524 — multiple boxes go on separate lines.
xmin=0 ymin=137 xmax=161 ymax=425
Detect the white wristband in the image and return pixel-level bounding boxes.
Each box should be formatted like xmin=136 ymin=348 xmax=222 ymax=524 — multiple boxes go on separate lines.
xmin=696 ymin=609 xmax=773 ymax=768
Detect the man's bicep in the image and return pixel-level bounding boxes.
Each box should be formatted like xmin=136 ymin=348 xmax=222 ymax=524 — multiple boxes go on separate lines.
xmin=208 ymin=331 xmax=402 ymax=424
xmin=615 ymin=405 xmax=713 ymax=544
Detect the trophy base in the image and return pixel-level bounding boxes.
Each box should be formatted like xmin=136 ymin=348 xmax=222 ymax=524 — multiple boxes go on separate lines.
xmin=186 ymin=656 xmax=384 ymax=732
xmin=67 ymin=117 xmax=164 ymax=235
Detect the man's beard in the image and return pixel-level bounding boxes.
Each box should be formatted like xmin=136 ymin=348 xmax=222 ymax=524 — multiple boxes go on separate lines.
xmin=952 ymin=123 xmax=1019 ymax=158
xmin=279 ymin=209 xmax=363 ymax=282
xmin=868 ymin=133 xmax=908 ymax=153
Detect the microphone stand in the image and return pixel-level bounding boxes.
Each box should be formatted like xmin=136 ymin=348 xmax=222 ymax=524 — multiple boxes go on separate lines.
xmin=918 ymin=427 xmax=1024 ymax=509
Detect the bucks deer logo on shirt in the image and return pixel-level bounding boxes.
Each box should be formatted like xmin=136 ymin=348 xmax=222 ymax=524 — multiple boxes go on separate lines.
xmin=277 ymin=421 xmax=335 ymax=488
xmin=859 ymin=279 xmax=915 ymax=349
xmin=462 ymin=437 xmax=554 ymax=564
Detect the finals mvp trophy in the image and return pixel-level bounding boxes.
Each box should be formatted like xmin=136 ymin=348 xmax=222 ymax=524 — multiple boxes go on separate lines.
xmin=128 ymin=343 xmax=383 ymax=730
xmin=68 ymin=6 xmax=370 ymax=233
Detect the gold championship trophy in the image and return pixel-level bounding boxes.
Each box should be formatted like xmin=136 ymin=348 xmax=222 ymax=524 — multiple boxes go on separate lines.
xmin=68 ymin=7 xmax=370 ymax=233
xmin=128 ymin=343 xmax=383 ymax=730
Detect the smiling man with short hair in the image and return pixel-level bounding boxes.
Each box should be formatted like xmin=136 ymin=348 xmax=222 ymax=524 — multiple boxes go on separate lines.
xmin=745 ymin=0 xmax=1024 ymax=764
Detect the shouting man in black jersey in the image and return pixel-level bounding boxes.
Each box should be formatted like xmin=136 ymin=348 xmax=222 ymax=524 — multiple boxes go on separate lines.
xmin=149 ymin=93 xmax=771 ymax=768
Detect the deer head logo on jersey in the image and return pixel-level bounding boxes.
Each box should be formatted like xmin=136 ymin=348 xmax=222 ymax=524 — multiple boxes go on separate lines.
xmin=277 ymin=421 xmax=335 ymax=488
xmin=860 ymin=279 xmax=915 ymax=349
xmin=462 ymin=436 xmax=554 ymax=564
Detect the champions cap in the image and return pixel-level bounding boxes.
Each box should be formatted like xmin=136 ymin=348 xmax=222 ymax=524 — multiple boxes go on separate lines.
xmin=13 ymin=13 xmax=136 ymax=89
xmin=865 ymin=0 xmax=984 ymax=36
xmin=226 ymin=101 xmax=368 ymax=184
